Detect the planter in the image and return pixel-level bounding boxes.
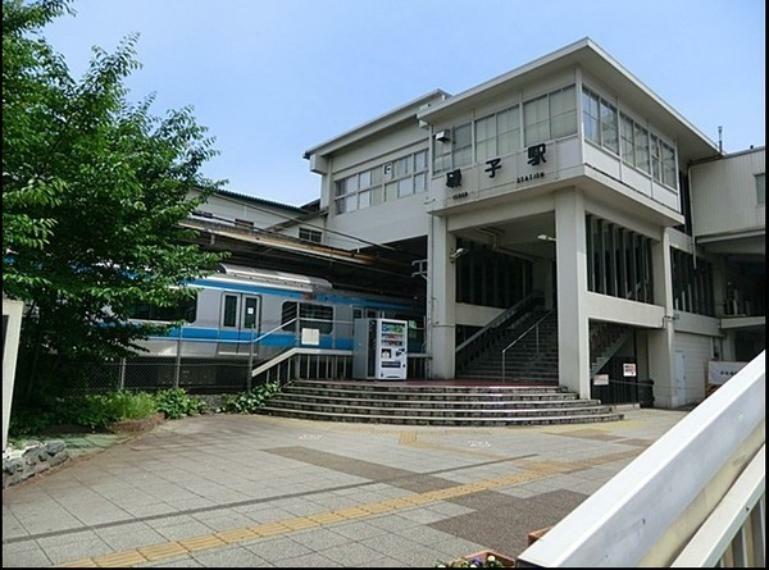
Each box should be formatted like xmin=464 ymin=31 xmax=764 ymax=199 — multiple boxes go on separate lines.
xmin=107 ymin=413 xmax=165 ymax=433
xmin=439 ymin=549 xmax=516 ymax=567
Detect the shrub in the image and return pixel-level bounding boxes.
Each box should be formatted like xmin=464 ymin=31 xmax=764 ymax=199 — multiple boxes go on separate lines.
xmin=155 ymin=388 xmax=207 ymax=419
xmin=221 ymin=382 xmax=281 ymax=414
xmin=107 ymin=391 xmax=158 ymax=421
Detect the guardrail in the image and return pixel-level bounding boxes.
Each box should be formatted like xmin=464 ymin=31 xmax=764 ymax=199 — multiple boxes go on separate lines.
xmin=501 ymin=310 xmax=553 ymax=381
xmin=516 ymin=350 xmax=765 ymax=568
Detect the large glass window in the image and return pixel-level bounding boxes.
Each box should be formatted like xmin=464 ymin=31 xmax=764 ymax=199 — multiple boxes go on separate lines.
xmin=497 ymin=106 xmax=520 ymax=155
xmin=550 ymin=86 xmax=577 ymax=139
xmin=650 ymin=134 xmax=662 ymax=182
xmin=582 ymin=89 xmax=600 ymax=144
xmin=620 ymin=114 xmax=634 ymax=165
xmin=661 ymin=142 xmax=676 ymax=188
xmin=475 ymin=114 xmax=497 ymax=162
xmin=757 ymin=173 xmax=766 ymax=205
xmin=599 ymin=99 xmax=619 ymax=154
xmin=634 ymin=124 xmax=650 ymax=173
xmin=452 ymin=123 xmax=472 ymax=168
xmin=336 ymin=149 xmax=427 ymax=215
xmin=524 ymin=95 xmax=549 ymax=146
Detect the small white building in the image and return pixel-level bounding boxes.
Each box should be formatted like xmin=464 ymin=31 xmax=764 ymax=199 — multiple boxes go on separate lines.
xmin=302 ymin=37 xmax=765 ymax=408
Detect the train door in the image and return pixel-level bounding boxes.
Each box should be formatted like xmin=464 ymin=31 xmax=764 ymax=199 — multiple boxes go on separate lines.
xmin=218 ymin=292 xmax=261 ymax=355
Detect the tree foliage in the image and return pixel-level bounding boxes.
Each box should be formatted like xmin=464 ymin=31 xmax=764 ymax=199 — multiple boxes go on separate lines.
xmin=2 ymin=0 xmax=225 ymax=374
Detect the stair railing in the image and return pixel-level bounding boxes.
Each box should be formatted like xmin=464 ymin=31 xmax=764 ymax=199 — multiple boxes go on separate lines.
xmin=501 ymin=310 xmax=554 ymax=382
xmin=455 ymin=291 xmax=542 ymax=372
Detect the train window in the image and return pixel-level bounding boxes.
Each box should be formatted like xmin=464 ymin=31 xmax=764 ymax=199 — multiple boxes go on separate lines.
xmin=353 ymin=309 xmax=362 ymax=319
xmin=222 ymin=295 xmax=238 ymax=327
xmin=299 ymin=304 xmax=333 ymax=334
xmin=127 ymin=294 xmax=198 ymax=322
xmin=281 ymin=302 xmax=298 ymax=331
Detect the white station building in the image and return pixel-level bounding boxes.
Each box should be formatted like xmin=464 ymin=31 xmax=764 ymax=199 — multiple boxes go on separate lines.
xmin=296 ymin=38 xmax=765 ymax=409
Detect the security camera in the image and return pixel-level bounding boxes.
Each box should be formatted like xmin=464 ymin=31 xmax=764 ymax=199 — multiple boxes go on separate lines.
xmin=449 ymin=247 xmax=468 ymax=262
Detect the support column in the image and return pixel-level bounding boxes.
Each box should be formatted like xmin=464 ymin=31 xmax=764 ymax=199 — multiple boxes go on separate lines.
xmin=555 ymin=189 xmax=590 ymax=398
xmin=648 ymin=228 xmax=677 ymax=408
xmin=427 ymin=215 xmax=456 ymax=379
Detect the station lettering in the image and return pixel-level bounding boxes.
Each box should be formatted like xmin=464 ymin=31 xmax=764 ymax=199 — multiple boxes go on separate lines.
xmin=516 ymin=171 xmax=545 ymax=183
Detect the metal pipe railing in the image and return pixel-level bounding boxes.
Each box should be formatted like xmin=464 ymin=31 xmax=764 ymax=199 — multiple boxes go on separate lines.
xmin=501 ymin=310 xmax=553 ymax=382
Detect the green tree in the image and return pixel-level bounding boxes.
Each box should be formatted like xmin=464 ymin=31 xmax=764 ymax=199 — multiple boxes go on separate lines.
xmin=2 ymin=0 xmax=225 ymax=391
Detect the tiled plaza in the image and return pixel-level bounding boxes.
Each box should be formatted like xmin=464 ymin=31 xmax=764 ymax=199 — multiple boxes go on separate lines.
xmin=2 ymin=409 xmax=686 ymax=567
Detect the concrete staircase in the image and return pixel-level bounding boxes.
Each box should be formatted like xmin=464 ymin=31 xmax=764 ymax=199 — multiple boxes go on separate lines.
xmin=457 ymin=310 xmax=559 ymax=382
xmin=258 ymin=379 xmax=623 ymax=426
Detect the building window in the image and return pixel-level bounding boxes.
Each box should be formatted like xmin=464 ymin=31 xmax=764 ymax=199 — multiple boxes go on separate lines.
xmin=620 ymin=114 xmax=634 ymax=166
xmin=634 ymin=123 xmax=650 ymax=173
xmin=299 ymin=228 xmax=322 ymax=243
xmin=599 ymin=99 xmax=619 ymax=154
xmin=671 ymin=249 xmax=715 ymax=316
xmin=582 ymin=87 xmax=618 ymax=155
xmin=582 ymin=89 xmax=600 ymax=144
xmin=661 ymin=142 xmax=677 ymax=188
xmin=756 ymin=173 xmax=765 ymax=204
xmin=475 ymin=105 xmax=521 ymax=162
xmin=433 ymin=124 xmax=471 ymax=174
xmin=524 ymin=95 xmax=549 ymax=146
xmin=650 ymin=134 xmax=662 ymax=183
xmin=550 ymin=86 xmax=577 ymax=140
xmin=335 ymin=149 xmax=427 ymax=215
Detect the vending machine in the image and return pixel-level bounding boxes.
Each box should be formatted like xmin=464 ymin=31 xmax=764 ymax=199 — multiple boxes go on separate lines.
xmin=352 ymin=318 xmax=408 ymax=380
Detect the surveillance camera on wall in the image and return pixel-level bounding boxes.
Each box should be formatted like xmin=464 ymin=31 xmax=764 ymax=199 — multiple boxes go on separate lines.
xmin=449 ymin=247 xmax=468 ymax=262
xmin=434 ymin=130 xmax=451 ymax=143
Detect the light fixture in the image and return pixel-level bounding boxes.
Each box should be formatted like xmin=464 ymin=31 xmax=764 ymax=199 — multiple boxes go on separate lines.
xmin=537 ymin=234 xmax=556 ymax=242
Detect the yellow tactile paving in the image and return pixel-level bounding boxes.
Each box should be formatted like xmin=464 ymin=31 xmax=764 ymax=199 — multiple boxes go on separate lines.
xmin=281 ymin=516 xmax=321 ymax=530
xmin=178 ymin=534 xmax=226 ymax=551
xmin=92 ymin=550 xmax=147 ymax=567
xmin=137 ymin=541 xmax=187 ymax=561
xmin=56 ymin=446 xmax=645 ymax=568
xmin=214 ymin=528 xmax=258 ymax=543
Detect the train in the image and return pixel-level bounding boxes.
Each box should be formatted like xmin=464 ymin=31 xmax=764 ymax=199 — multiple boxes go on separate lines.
xmin=128 ymin=263 xmax=425 ymax=363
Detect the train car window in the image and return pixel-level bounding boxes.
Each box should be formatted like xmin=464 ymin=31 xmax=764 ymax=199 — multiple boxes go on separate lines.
xmin=299 ymin=304 xmax=333 ymax=334
xmin=222 ymin=295 xmax=238 ymax=327
xmin=353 ymin=309 xmax=362 ymax=319
xmin=127 ymin=295 xmax=197 ymax=322
xmin=281 ymin=302 xmax=298 ymax=331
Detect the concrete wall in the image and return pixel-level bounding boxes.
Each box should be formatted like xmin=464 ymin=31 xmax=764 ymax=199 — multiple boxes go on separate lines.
xmin=690 ymin=148 xmax=765 ymax=237
xmin=189 ymin=190 xmax=295 ymax=229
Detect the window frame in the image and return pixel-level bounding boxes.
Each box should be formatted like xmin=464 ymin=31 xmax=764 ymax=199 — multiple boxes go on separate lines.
xmin=756 ymin=173 xmax=766 ymax=205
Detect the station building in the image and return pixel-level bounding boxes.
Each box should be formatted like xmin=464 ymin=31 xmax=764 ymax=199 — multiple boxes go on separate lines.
xmin=297 ymin=37 xmax=765 ymax=408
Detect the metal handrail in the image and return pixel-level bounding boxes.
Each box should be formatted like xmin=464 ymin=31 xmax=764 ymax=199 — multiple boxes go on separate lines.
xmin=501 ymin=310 xmax=553 ymax=382
xmin=456 ymin=291 xmax=541 ymax=355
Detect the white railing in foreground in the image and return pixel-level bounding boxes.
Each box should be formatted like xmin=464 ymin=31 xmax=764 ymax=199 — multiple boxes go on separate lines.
xmin=516 ymin=351 xmax=765 ymax=568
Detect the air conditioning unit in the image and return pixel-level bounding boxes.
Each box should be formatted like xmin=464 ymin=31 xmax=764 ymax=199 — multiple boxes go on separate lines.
xmin=434 ymin=130 xmax=451 ymax=143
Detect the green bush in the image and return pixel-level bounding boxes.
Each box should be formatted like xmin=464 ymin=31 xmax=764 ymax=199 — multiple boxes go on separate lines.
xmin=155 ymin=388 xmax=207 ymax=419
xmin=221 ymin=382 xmax=281 ymax=414
xmin=108 ymin=391 xmax=158 ymax=421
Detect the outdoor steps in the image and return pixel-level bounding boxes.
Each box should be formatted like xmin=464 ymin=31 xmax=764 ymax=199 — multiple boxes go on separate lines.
xmin=259 ymin=380 xmax=623 ymax=426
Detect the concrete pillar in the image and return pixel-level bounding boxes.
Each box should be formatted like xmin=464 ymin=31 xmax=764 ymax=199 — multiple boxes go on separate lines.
xmin=427 ymin=215 xmax=456 ymax=378
xmin=532 ymin=259 xmax=555 ymax=310
xmin=555 ymin=189 xmax=590 ymax=398
xmin=2 ymin=297 xmax=24 ymax=451
xmin=648 ymin=228 xmax=677 ymax=408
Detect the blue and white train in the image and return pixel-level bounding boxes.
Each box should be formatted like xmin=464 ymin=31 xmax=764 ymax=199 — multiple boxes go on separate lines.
xmin=129 ymin=264 xmax=425 ymax=362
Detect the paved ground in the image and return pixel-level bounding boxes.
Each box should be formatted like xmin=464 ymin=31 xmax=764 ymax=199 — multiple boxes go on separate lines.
xmin=2 ymin=408 xmax=686 ymax=567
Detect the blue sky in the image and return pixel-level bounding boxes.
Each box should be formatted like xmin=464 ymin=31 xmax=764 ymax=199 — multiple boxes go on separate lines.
xmin=44 ymin=0 xmax=765 ymax=206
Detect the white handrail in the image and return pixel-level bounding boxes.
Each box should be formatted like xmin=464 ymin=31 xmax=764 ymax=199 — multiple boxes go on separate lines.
xmin=501 ymin=310 xmax=553 ymax=381
xmin=516 ymin=350 xmax=765 ymax=567
xmin=455 ymin=291 xmax=541 ymax=354
xmin=251 ymin=347 xmax=352 ymax=377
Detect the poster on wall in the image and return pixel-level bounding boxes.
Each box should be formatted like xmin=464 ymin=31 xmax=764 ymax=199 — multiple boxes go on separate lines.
xmin=622 ymin=363 xmax=637 ymax=377
xmin=707 ymin=361 xmax=748 ymax=385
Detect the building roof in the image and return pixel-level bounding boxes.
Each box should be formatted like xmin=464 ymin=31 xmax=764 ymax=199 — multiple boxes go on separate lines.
xmin=417 ymin=37 xmax=722 ymax=165
xmin=303 ymin=89 xmax=450 ymax=159
xmin=210 ymin=188 xmax=307 ymax=213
